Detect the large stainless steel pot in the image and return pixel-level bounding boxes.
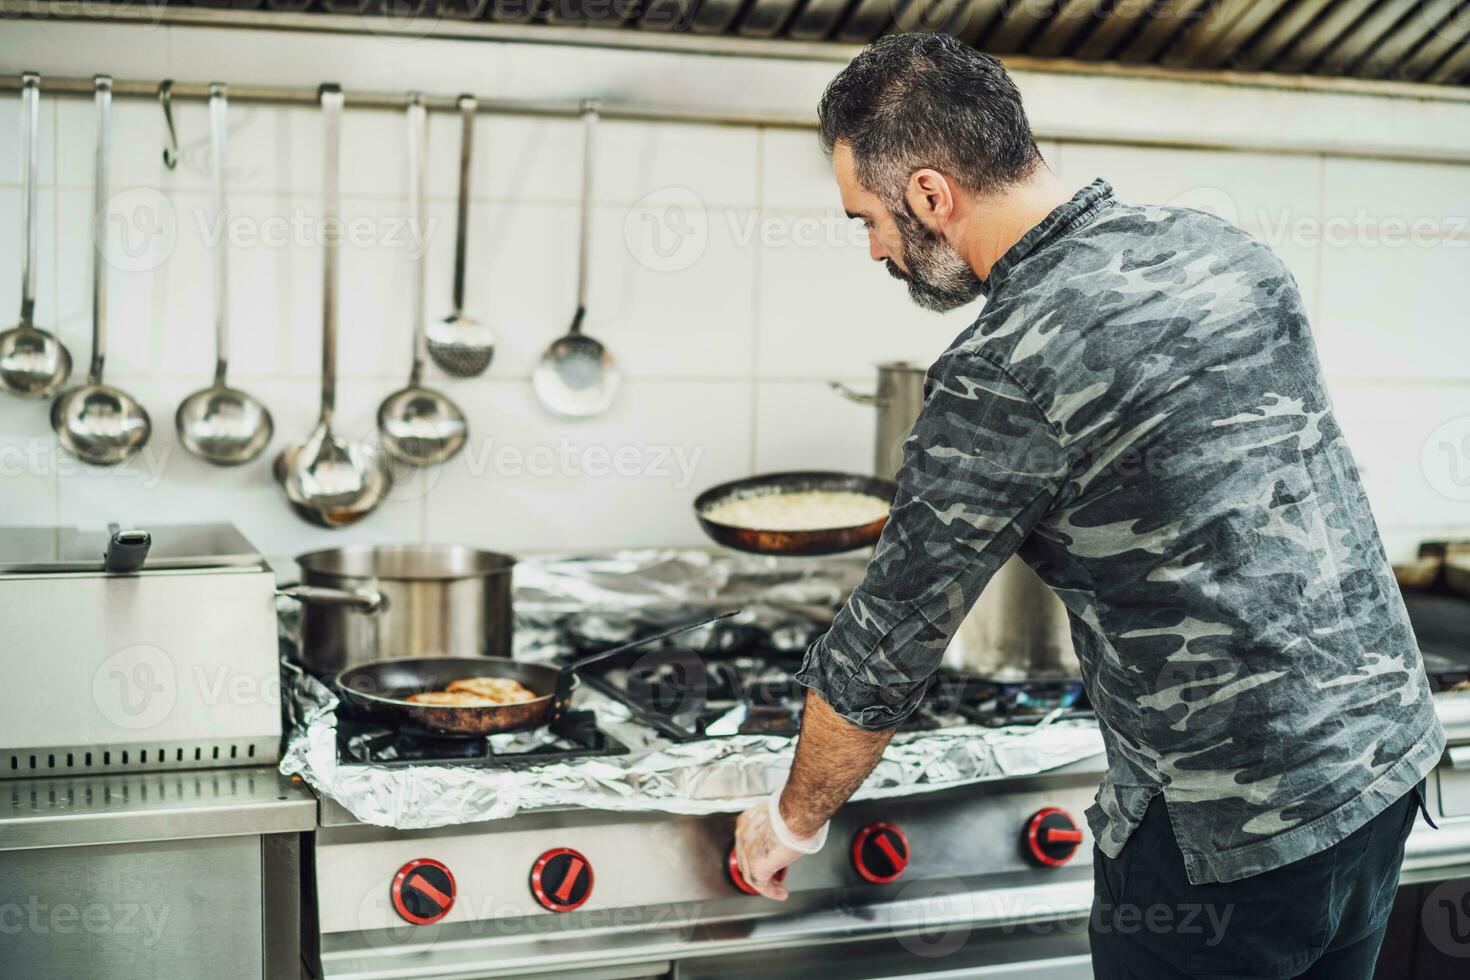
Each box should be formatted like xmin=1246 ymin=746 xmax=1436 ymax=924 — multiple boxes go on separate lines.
xmin=833 ymin=362 xmax=1080 ymax=682
xmin=279 ymin=544 xmax=514 ymax=676
xmin=943 ymin=556 xmax=1078 ymax=681
xmin=832 ymin=361 xmax=927 ymax=479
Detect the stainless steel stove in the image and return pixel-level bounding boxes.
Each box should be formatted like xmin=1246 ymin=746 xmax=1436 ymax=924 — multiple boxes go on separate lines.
xmin=299 ymin=613 xmax=1105 ymax=979
xmin=293 ymin=582 xmax=1470 ymax=980
xmin=308 ymin=757 xmax=1105 ymax=979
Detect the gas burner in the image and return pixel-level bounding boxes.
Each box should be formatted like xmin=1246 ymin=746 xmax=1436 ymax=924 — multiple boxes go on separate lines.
xmin=337 ymin=710 xmax=629 ymax=769
xmin=577 ymin=637 xmax=1092 ymax=742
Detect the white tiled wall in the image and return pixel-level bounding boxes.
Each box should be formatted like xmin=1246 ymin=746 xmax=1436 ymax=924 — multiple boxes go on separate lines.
xmin=1 ymin=86 xmax=1467 ymax=571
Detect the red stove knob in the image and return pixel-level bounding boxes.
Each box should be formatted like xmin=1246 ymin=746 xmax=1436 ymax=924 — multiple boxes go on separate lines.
xmin=852 ymin=822 xmax=910 ymax=884
xmin=1024 ymin=807 xmax=1084 ymax=868
xmin=390 ymin=858 xmax=456 ymax=925
xmin=727 ymin=846 xmax=788 ymax=896
xmin=530 ymin=847 xmax=594 ymax=913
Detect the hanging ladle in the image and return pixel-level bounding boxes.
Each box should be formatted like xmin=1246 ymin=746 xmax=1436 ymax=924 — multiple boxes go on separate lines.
xmin=275 ymin=85 xmax=391 ymax=529
xmin=425 ymin=94 xmax=495 ymax=378
xmin=176 ymin=83 xmax=275 ymax=466
xmin=0 ymin=73 xmax=72 ymax=399
xmin=378 ymin=93 xmax=467 ymax=467
xmin=532 ymin=103 xmax=620 ymax=419
xmin=51 ymin=76 xmax=152 ymax=466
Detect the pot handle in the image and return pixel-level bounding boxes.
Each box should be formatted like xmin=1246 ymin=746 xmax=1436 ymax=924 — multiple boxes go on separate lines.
xmin=829 ymin=381 xmax=888 ymax=407
xmin=276 ymin=584 xmax=385 ymax=614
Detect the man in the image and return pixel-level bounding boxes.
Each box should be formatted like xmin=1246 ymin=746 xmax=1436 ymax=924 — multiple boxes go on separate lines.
xmin=732 ymin=33 xmax=1445 ymax=980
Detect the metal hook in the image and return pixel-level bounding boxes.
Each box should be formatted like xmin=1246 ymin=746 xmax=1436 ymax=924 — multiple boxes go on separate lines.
xmin=158 ymin=80 xmax=179 ymax=170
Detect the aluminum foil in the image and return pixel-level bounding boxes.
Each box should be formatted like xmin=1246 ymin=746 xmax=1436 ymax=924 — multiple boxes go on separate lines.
xmin=512 ymin=549 xmax=869 ymax=658
xmin=281 ymin=550 xmax=1105 ymax=829
xmin=280 ymin=660 xmax=1104 ymax=830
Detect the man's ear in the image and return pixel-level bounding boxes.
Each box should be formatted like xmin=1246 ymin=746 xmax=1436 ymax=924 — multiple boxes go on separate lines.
xmin=905 ymin=168 xmax=955 ymax=232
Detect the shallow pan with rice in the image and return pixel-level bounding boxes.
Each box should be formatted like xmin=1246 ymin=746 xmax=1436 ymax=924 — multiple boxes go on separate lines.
xmin=693 ymin=470 xmax=899 ymax=557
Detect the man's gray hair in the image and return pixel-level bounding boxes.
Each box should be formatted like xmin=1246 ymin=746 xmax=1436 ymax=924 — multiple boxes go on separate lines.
xmin=818 ymin=33 xmax=1041 ymax=208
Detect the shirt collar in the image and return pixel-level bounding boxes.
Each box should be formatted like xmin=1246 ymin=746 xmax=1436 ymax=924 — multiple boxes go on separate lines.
xmin=980 ymin=178 xmax=1115 ymax=297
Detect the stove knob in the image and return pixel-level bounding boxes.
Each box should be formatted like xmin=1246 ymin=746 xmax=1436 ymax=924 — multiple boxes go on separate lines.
xmin=1024 ymin=807 xmax=1084 ymax=868
xmin=851 ymin=822 xmax=910 ymax=884
xmin=390 ymin=858 xmax=456 ymax=925
xmin=530 ymin=847 xmax=594 ymax=913
xmin=726 ymin=846 xmax=788 ymax=896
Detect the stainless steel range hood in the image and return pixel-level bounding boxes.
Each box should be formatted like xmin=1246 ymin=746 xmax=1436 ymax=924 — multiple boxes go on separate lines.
xmin=6 ymin=0 xmax=1470 ymax=87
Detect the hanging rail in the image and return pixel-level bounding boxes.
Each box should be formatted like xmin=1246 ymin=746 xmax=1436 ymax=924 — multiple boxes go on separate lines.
xmin=0 ymin=74 xmax=819 ymax=130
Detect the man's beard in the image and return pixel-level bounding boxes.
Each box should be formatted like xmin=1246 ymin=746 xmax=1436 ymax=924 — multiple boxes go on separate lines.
xmin=885 ymin=204 xmax=984 ymax=313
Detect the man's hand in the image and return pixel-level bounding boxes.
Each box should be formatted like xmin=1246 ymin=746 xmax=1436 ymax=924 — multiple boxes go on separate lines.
xmin=731 ymin=691 xmax=896 ymax=900
xmin=733 ymin=800 xmax=803 ymax=901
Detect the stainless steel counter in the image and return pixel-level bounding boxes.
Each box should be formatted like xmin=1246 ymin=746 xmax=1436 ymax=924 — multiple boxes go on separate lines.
xmin=0 ymin=766 xmax=314 ymax=979
xmin=0 ymin=765 xmax=317 ymax=852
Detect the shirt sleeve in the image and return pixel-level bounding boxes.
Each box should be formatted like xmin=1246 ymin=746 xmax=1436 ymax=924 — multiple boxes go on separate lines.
xmin=794 ymin=349 xmax=1069 ymax=730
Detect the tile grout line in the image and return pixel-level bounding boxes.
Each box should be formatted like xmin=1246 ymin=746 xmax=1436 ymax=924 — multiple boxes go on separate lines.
xmin=1312 ymin=153 xmax=1327 ymax=333
xmin=50 ymin=95 xmax=62 ymax=526
xmin=749 ymin=127 xmax=765 ymax=475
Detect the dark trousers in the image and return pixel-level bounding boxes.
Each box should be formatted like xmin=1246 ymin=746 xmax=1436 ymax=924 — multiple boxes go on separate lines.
xmin=1090 ymin=784 xmax=1430 ymax=979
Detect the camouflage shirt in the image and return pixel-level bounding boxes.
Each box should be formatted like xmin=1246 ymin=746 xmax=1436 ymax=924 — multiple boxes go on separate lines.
xmin=795 ymin=179 xmax=1445 ymax=884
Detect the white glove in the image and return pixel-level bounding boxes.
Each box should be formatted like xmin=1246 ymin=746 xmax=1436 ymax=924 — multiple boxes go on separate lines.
xmin=767 ymin=788 xmax=828 ymax=854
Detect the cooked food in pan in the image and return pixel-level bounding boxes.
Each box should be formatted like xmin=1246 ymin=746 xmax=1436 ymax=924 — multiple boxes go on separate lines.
xmin=403 ymin=676 xmax=539 ymax=707
xmin=405 ymin=690 xmax=500 ymax=707
xmin=700 ymin=488 xmax=891 ymax=531
xmin=447 ymin=676 xmax=538 ymax=703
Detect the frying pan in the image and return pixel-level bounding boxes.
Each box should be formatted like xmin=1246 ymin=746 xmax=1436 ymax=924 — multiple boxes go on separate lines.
xmin=334 ymin=610 xmax=737 ymax=735
xmin=693 ymin=471 xmax=899 ymax=557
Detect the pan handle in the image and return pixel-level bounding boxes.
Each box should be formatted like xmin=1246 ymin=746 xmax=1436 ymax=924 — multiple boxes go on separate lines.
xmin=552 ymin=609 xmax=741 ymax=705
xmin=276 ymin=584 xmax=385 ymax=614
